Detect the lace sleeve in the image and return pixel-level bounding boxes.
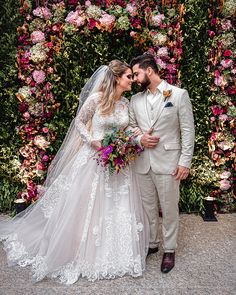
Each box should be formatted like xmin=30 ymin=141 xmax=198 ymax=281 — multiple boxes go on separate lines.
xmin=75 ymin=93 xmax=99 ymax=144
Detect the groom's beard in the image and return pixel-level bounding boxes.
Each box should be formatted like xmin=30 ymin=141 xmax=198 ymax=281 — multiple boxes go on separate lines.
xmin=139 ymin=74 xmax=151 ymax=92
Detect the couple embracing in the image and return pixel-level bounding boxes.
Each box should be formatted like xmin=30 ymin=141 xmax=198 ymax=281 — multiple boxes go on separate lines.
xmin=0 ymin=54 xmax=195 ymax=284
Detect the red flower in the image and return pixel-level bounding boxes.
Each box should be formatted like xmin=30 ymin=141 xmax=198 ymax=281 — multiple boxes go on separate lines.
xmin=223 ymin=50 xmax=232 ymax=57
xmin=88 ymin=19 xmax=97 ymax=30
xmin=207 ymin=30 xmax=215 ymax=38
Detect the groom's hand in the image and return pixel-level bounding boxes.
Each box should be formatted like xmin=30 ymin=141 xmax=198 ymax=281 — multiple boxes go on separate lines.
xmin=172 ymin=165 xmax=190 ymax=180
xmin=141 ymin=128 xmax=160 ymax=148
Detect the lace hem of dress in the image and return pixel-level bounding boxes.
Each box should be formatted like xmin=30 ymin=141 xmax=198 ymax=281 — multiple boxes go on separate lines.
xmin=1 ymin=233 xmax=145 ymax=285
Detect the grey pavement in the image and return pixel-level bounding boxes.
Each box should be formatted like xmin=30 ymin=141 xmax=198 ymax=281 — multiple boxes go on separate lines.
xmin=0 ymin=213 xmax=236 ymax=295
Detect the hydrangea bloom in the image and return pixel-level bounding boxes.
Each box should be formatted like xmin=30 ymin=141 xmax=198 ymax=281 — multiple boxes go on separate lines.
xmin=31 ymin=30 xmax=45 ymax=44
xmin=32 ymin=70 xmax=46 ymax=84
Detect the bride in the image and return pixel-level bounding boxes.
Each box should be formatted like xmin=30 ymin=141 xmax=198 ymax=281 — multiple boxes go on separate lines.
xmin=0 ymin=60 xmax=149 ymax=284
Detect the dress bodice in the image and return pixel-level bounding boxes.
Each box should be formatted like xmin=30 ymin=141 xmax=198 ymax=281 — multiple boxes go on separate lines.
xmin=75 ymin=93 xmax=129 ymax=143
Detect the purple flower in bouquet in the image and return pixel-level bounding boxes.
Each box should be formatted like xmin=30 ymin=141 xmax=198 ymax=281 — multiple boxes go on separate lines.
xmin=96 ymin=128 xmax=143 ymax=174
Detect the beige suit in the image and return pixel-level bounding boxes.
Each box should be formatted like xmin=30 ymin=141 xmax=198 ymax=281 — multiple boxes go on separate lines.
xmin=129 ymin=80 xmax=195 ymax=251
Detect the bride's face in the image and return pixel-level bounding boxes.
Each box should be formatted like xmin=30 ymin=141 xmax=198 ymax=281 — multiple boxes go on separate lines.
xmin=117 ymin=68 xmax=133 ymax=92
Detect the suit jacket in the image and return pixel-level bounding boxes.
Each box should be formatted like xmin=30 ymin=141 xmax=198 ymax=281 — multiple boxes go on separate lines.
xmin=129 ymin=80 xmax=195 ymax=175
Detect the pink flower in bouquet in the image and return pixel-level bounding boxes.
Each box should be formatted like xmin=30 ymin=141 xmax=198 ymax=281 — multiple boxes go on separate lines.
xmin=219 ymin=179 xmax=231 ymax=191
xmin=221 ymin=59 xmax=233 ymax=68
xmin=126 ymin=3 xmax=138 ymax=17
xmin=31 ymin=30 xmax=45 ymax=44
xmin=220 ymin=171 xmax=231 ymax=179
xmin=32 ymin=70 xmax=46 ymax=84
xmin=33 ymin=7 xmax=52 ymax=19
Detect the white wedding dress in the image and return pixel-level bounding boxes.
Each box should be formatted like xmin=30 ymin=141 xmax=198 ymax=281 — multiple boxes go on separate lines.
xmin=0 ymin=93 xmax=149 ymax=284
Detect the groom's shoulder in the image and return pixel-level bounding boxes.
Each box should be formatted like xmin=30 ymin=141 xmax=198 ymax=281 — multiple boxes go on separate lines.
xmin=169 ymin=84 xmax=188 ymax=96
xmin=131 ymin=91 xmax=145 ymax=101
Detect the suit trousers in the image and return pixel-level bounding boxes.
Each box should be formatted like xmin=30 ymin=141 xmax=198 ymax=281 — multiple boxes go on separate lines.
xmin=136 ymin=169 xmax=180 ymax=252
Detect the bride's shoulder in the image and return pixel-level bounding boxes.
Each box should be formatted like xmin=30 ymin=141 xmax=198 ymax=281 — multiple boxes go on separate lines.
xmin=86 ymin=91 xmax=102 ymax=103
xmin=121 ymin=96 xmax=130 ymax=106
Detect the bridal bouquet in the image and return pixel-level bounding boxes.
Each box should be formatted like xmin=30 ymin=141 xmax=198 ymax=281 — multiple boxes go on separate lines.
xmin=96 ymin=127 xmax=143 ymax=174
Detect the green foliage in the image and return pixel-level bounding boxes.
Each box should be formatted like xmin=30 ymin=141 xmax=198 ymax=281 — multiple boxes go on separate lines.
xmin=51 ymin=32 xmax=142 ymax=149
xmin=0 ymin=0 xmax=22 ymax=211
xmin=179 ymin=0 xmax=212 ymax=212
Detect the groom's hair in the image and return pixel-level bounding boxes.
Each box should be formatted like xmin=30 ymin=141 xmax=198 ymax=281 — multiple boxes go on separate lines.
xmin=130 ymin=53 xmax=159 ymax=74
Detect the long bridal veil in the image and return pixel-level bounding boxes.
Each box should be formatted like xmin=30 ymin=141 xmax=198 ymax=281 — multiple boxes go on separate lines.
xmin=0 ymin=65 xmax=109 ymax=231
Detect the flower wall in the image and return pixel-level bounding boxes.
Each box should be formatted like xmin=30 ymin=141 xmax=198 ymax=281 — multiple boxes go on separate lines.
xmin=14 ymin=0 xmax=184 ymax=204
xmin=0 ymin=0 xmax=235 ymax=212
xmin=207 ymin=0 xmax=236 ymax=211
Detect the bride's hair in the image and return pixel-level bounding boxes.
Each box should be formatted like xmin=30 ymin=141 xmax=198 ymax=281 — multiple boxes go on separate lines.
xmin=98 ymin=59 xmax=130 ymax=116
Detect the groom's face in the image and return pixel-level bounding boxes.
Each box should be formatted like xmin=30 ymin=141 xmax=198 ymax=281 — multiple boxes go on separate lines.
xmin=132 ymin=64 xmax=151 ymax=91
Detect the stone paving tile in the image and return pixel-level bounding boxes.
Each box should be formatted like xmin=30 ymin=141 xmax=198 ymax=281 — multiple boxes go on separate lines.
xmin=0 ymin=214 xmax=236 ymax=295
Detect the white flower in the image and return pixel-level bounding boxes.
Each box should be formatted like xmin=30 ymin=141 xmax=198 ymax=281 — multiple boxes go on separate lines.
xmin=30 ymin=43 xmax=48 ymax=63
xmin=18 ymin=86 xmax=31 ymax=99
xmin=86 ymin=5 xmax=102 ymax=18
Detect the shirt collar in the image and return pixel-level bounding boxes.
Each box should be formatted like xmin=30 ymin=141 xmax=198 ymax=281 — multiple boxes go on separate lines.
xmin=146 ymin=80 xmax=166 ymax=95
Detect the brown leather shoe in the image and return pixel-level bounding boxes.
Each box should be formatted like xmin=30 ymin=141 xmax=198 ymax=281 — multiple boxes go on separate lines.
xmin=161 ymin=252 xmax=175 ymax=273
xmin=147 ymin=247 xmax=159 ymax=256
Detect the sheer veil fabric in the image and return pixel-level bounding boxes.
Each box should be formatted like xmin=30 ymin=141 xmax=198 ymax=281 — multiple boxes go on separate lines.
xmin=0 ymin=66 xmax=149 ymax=284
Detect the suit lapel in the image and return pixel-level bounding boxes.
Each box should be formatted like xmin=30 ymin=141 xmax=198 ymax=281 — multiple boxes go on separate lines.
xmin=151 ymin=81 xmax=171 ymax=127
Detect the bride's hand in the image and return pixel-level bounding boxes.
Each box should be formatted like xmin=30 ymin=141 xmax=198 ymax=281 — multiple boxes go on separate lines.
xmin=91 ymin=140 xmax=102 ymax=151
xmin=133 ymin=127 xmax=143 ymax=137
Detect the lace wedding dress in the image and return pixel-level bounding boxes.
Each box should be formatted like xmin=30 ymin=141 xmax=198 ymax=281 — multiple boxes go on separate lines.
xmin=0 ymin=93 xmax=149 ymax=284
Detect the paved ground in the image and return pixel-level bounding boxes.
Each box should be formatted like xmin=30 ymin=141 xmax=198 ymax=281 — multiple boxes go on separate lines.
xmin=0 ymin=213 xmax=236 ymax=295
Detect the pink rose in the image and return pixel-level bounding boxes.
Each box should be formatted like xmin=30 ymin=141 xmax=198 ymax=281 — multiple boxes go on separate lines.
xmin=126 ymin=4 xmax=138 ymax=17
xmin=220 ymin=171 xmax=231 ymax=179
xmin=219 ymin=179 xmax=231 ymax=191
xmin=23 ymin=112 xmax=30 ymax=120
xmin=221 ymin=59 xmax=233 ymax=68
xmin=42 ymin=127 xmax=49 ymax=133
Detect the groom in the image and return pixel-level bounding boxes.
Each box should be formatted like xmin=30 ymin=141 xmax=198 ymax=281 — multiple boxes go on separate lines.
xmin=129 ymin=54 xmax=195 ymax=273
